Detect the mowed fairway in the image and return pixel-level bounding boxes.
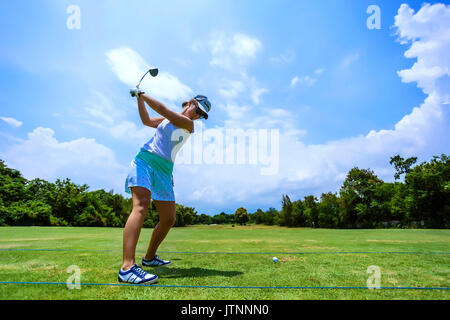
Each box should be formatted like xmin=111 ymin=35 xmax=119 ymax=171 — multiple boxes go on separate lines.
xmin=0 ymin=225 xmax=449 ymax=300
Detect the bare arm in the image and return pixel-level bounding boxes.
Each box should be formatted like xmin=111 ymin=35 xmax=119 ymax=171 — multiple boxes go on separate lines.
xmin=140 ymin=94 xmax=193 ymax=132
xmin=137 ymin=96 xmax=165 ymax=128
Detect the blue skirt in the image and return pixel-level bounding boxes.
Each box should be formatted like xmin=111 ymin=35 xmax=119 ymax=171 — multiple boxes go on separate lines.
xmin=125 ymin=150 xmax=175 ymax=201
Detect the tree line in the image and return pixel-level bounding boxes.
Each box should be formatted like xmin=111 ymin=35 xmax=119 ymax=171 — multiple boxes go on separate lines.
xmin=249 ymin=154 xmax=450 ymax=229
xmin=0 ymin=153 xmax=448 ymax=228
xmin=0 ymin=159 xmax=244 ymax=228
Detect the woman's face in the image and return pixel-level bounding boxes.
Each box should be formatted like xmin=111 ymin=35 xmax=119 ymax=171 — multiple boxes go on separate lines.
xmin=185 ymin=101 xmax=201 ymax=120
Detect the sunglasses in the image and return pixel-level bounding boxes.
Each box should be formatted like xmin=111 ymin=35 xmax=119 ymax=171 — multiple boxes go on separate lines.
xmin=193 ymin=95 xmax=210 ymax=119
xmin=195 ymin=106 xmax=208 ymax=119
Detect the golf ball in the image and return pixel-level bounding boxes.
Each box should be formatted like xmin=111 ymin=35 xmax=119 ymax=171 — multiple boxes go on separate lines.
xmin=272 ymin=257 xmax=278 ymax=263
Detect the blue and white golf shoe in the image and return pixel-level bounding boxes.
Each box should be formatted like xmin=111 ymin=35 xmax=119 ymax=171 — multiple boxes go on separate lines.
xmin=118 ymin=264 xmax=158 ymax=284
xmin=142 ymin=255 xmax=171 ymax=267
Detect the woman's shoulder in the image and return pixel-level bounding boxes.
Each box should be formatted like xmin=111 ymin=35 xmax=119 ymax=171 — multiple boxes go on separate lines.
xmin=165 ymin=119 xmax=193 ymax=134
xmin=158 ymin=118 xmax=169 ymax=128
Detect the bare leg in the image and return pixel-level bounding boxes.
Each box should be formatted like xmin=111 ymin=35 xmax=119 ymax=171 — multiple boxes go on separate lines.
xmin=144 ymin=200 xmax=176 ymax=260
xmin=122 ymin=187 xmax=151 ymax=270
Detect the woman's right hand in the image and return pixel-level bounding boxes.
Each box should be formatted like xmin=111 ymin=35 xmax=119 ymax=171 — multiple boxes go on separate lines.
xmin=130 ymin=88 xmax=145 ymax=98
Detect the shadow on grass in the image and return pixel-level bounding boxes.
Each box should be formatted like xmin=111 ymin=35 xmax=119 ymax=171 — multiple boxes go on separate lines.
xmin=151 ymin=267 xmax=243 ymax=279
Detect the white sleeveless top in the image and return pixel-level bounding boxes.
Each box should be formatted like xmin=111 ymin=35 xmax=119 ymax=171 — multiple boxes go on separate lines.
xmin=142 ymin=119 xmax=191 ymax=163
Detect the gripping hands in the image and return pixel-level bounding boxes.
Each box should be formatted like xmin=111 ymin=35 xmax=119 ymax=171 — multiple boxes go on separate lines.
xmin=130 ymin=88 xmax=145 ymax=98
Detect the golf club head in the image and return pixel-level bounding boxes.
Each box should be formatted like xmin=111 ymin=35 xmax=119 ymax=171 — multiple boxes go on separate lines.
xmin=136 ymin=67 xmax=158 ymax=89
xmin=149 ymin=68 xmax=158 ymax=77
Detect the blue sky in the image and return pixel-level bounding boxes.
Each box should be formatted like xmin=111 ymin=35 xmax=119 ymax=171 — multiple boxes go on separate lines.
xmin=1 ymin=1 xmax=449 ymax=214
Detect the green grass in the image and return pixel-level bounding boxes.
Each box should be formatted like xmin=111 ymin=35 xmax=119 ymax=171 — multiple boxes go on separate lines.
xmin=0 ymin=225 xmax=449 ymax=300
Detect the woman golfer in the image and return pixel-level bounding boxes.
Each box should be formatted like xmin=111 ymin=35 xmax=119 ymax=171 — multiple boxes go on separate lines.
xmin=118 ymin=90 xmax=211 ymax=284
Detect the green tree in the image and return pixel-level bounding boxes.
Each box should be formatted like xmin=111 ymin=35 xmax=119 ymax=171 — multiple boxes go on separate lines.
xmin=195 ymin=213 xmax=213 ymax=225
xmin=212 ymin=212 xmax=226 ymax=224
xmin=212 ymin=212 xmax=234 ymax=224
xmin=370 ymin=182 xmax=400 ymax=226
xmin=235 ymin=207 xmax=249 ymax=225
xmin=303 ymin=195 xmax=319 ymax=227
xmin=291 ymin=200 xmax=306 ymax=227
xmin=250 ymin=209 xmax=264 ymax=224
xmin=262 ymin=208 xmax=278 ymax=225
xmin=143 ymin=201 xmax=159 ymax=228
xmin=93 ymin=189 xmax=129 ymax=227
xmin=404 ymin=154 xmax=450 ymax=228
xmin=174 ymin=204 xmax=197 ymax=227
xmin=387 ymin=182 xmax=408 ymax=223
xmin=41 ymin=178 xmax=90 ymax=225
xmin=0 ymin=197 xmax=5 ymax=226
xmin=0 ymin=200 xmax=52 ymax=226
xmin=339 ymin=167 xmax=384 ymax=228
xmin=279 ymin=195 xmax=293 ymax=226
xmin=24 ymin=178 xmax=56 ymax=202
xmin=0 ymin=160 xmax=27 ymax=207
xmin=317 ymin=192 xmax=339 ymax=228
xmin=390 ymin=155 xmax=417 ymax=180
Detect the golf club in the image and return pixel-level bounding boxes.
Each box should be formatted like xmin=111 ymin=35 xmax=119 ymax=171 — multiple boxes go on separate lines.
xmin=130 ymin=67 xmax=158 ymax=98
xmin=137 ymin=67 xmax=158 ymax=89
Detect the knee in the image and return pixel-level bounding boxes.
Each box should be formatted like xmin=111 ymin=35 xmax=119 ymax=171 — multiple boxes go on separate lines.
xmin=133 ymin=200 xmax=150 ymax=215
xmin=161 ymin=214 xmax=176 ymax=227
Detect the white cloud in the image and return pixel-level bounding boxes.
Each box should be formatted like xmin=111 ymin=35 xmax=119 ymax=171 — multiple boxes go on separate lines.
xmin=0 ymin=117 xmax=22 ymax=128
xmin=108 ymin=120 xmax=150 ymax=141
xmin=218 ymin=103 xmax=252 ymax=122
xmin=0 ymin=127 xmax=128 ymax=192
xmin=395 ymin=3 xmax=450 ymax=103
xmin=291 ymin=67 xmax=324 ymax=89
xmin=191 ymin=185 xmax=219 ymax=201
xmin=251 ymin=87 xmax=269 ymax=105
xmin=291 ymin=75 xmax=317 ymax=88
xmin=218 ymin=79 xmax=246 ymax=100
xmin=314 ymin=68 xmax=325 ymax=75
xmin=223 ymin=104 xmax=305 ymax=136
xmin=78 ymin=91 xmax=154 ymax=142
xmin=106 ymin=47 xmax=193 ymax=102
xmin=340 ymin=52 xmax=360 ymax=69
xmin=208 ymin=31 xmax=262 ymax=71
xmin=83 ymin=91 xmax=118 ymax=125
xmin=270 ymin=50 xmax=295 ymax=64
xmin=231 ymin=34 xmax=262 ymax=59
xmin=218 ymin=72 xmax=268 ymax=105
xmin=290 ymin=76 xmax=299 ymax=87
xmin=241 ymin=72 xmax=268 ymax=105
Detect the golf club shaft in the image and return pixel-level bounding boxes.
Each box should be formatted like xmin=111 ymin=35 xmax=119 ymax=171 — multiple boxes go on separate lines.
xmin=136 ymin=68 xmax=158 ymax=89
xmin=136 ymin=70 xmax=150 ymax=89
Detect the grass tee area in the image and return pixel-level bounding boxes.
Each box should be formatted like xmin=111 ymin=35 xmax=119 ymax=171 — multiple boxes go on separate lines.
xmin=0 ymin=225 xmax=449 ymax=300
